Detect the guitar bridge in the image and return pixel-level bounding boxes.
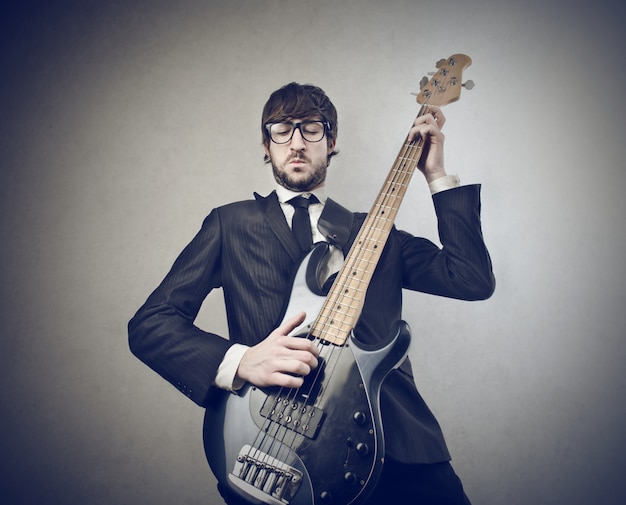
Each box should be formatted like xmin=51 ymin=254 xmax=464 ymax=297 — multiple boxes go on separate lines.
xmin=229 ymin=444 xmax=302 ymax=505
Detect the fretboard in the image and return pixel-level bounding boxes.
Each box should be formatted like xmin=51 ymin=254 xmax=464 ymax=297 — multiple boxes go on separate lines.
xmin=311 ymin=107 xmax=429 ymax=345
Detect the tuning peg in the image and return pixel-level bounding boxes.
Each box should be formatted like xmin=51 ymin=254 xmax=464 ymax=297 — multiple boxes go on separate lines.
xmin=463 ymin=80 xmax=475 ymax=90
xmin=410 ymin=76 xmax=429 ymax=95
xmin=435 ymin=58 xmax=446 ymax=68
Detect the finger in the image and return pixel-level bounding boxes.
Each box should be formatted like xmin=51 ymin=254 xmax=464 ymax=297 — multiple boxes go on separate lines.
xmin=408 ymin=123 xmax=439 ymax=143
xmin=279 ymin=311 xmax=307 ymax=335
xmin=265 ymin=357 xmax=314 ymax=388
xmin=426 ymin=106 xmax=445 ymax=126
xmin=413 ymin=115 xmax=439 ymax=129
xmin=291 ymin=348 xmax=319 ymax=369
xmin=413 ymin=108 xmax=445 ymax=129
xmin=281 ymin=358 xmax=314 ymax=377
xmin=277 ymin=338 xmax=320 ymax=366
xmin=272 ymin=372 xmax=305 ymax=389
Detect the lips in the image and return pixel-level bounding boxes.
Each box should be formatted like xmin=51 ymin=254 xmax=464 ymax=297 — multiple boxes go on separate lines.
xmin=288 ymin=156 xmax=308 ymax=166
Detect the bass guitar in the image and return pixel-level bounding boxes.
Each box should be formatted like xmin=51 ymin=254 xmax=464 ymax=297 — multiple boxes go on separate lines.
xmin=203 ymin=54 xmax=473 ymax=505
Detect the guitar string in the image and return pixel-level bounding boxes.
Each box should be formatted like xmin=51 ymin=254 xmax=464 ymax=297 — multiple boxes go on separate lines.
xmin=238 ymin=65 xmax=451 ymax=491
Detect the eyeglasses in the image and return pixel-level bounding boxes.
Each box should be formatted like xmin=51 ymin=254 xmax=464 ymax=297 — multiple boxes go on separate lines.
xmin=265 ymin=120 xmax=330 ymax=144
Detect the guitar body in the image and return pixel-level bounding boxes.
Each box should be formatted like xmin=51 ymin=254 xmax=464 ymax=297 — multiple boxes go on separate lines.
xmin=203 ymin=245 xmax=411 ymax=505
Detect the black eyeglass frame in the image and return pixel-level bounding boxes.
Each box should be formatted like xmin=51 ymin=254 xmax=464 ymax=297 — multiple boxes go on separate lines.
xmin=264 ymin=120 xmax=331 ymax=144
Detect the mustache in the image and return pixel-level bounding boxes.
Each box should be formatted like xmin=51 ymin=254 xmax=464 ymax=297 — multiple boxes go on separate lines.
xmin=288 ymin=153 xmax=309 ymax=162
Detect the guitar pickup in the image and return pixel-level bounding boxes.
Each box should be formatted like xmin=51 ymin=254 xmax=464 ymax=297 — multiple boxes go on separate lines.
xmin=260 ymin=393 xmax=325 ymax=440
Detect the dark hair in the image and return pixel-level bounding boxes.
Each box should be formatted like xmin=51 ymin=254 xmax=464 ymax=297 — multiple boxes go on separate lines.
xmin=262 ymin=82 xmax=338 ymax=162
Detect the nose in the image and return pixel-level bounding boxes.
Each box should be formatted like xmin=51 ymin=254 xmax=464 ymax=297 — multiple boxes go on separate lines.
xmin=290 ymin=127 xmax=306 ymax=150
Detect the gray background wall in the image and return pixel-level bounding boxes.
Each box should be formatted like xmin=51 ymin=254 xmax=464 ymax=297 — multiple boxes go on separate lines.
xmin=1 ymin=1 xmax=624 ymax=504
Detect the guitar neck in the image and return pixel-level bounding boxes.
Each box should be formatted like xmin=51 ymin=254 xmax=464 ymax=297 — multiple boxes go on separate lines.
xmin=310 ymin=54 xmax=472 ymax=346
xmin=311 ymin=106 xmax=430 ymax=346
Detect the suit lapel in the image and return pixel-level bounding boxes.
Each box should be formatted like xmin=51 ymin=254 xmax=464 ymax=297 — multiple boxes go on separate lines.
xmin=318 ymin=198 xmax=356 ymax=253
xmin=254 ymin=191 xmax=302 ymax=262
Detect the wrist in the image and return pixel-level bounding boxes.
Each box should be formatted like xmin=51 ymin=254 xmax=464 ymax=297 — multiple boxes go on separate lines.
xmin=424 ymin=169 xmax=447 ymax=184
xmin=428 ymin=174 xmax=461 ymax=194
xmin=215 ymin=344 xmax=249 ymax=391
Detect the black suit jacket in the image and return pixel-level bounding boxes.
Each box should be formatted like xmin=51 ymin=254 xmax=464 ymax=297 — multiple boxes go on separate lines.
xmin=128 ymin=185 xmax=495 ymax=464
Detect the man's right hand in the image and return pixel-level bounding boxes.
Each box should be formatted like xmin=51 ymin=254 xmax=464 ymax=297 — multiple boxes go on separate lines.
xmin=236 ymin=312 xmax=319 ymax=388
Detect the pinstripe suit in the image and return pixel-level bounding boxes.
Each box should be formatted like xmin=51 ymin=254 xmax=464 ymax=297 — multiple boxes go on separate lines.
xmin=128 ymin=183 xmax=494 ymax=464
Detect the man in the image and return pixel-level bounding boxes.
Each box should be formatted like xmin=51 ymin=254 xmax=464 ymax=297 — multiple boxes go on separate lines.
xmin=129 ymin=82 xmax=495 ymax=504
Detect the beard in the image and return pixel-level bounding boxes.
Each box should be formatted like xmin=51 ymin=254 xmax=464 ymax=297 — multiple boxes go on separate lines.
xmin=270 ymin=154 xmax=328 ymax=192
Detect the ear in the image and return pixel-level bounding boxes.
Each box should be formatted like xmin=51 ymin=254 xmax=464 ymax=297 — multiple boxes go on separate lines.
xmin=327 ymin=139 xmax=336 ymax=154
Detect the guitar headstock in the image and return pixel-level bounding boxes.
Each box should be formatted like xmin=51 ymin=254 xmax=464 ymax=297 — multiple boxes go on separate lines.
xmin=415 ymin=54 xmax=473 ymax=107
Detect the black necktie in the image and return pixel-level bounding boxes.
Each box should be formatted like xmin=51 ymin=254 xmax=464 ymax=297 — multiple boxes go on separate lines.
xmin=288 ymin=195 xmax=317 ymax=252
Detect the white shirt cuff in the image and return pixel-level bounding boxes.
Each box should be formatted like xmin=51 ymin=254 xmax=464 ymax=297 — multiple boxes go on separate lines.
xmin=214 ymin=343 xmax=249 ymax=392
xmin=428 ymin=174 xmax=461 ymax=194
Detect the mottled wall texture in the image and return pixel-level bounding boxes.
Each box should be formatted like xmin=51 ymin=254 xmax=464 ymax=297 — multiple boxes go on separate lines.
xmin=1 ymin=1 xmax=624 ymax=504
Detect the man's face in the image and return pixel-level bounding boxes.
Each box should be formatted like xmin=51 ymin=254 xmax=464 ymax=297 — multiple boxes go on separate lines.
xmin=264 ymin=118 xmax=336 ymax=192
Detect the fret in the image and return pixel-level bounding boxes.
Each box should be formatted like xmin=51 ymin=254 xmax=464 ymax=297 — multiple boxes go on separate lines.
xmin=339 ymin=266 xmax=375 ymax=278
xmin=376 ymin=195 xmax=400 ymax=202
xmin=327 ymin=289 xmax=367 ymax=303
xmin=350 ymin=263 xmax=381 ymax=275
xmin=318 ymin=296 xmax=356 ymax=311
xmin=382 ymin=180 xmax=409 ymax=190
xmin=396 ymin=156 xmax=420 ymax=164
xmin=371 ymin=205 xmax=400 ymax=216
xmin=355 ymin=240 xmax=387 ymax=250
xmin=369 ymin=209 xmax=397 ymax=218
xmin=320 ymin=296 xmax=363 ymax=315
xmin=314 ymin=322 xmax=359 ymax=342
xmin=358 ymin=218 xmax=391 ymax=226
xmin=391 ymin=166 xmax=416 ymax=175
xmin=353 ymin=224 xmax=393 ymax=237
xmin=355 ymin=240 xmax=389 ymax=254
xmin=373 ymin=199 xmax=400 ymax=206
xmin=317 ymin=318 xmax=354 ymax=334
xmin=316 ymin=329 xmax=348 ymax=346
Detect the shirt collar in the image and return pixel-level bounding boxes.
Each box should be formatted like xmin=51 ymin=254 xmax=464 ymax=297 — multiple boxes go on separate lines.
xmin=276 ymin=184 xmax=327 ymax=205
